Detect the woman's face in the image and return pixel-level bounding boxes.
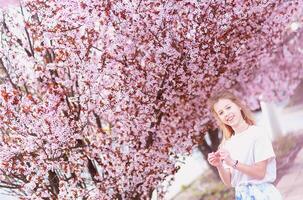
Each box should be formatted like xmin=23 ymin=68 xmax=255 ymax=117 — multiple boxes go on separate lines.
xmin=213 ymin=98 xmax=243 ymax=127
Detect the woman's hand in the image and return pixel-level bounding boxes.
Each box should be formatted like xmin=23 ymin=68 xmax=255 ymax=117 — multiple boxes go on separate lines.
xmin=218 ymin=148 xmax=234 ymax=166
xmin=208 ymin=150 xmax=232 ymax=186
xmin=207 ymin=152 xmax=222 ymax=167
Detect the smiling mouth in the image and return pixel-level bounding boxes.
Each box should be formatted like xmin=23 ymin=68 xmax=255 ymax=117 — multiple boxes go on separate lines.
xmin=226 ymin=115 xmax=234 ymax=122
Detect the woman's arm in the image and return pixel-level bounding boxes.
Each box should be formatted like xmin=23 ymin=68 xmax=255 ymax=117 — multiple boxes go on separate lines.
xmin=208 ymin=152 xmax=231 ymax=187
xmin=216 ymin=164 xmax=232 ymax=187
xmin=230 ymin=159 xmax=268 ymax=180
xmin=219 ymin=149 xmax=268 ymax=180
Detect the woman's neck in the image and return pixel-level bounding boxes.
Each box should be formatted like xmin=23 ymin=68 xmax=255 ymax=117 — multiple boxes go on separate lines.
xmin=232 ymin=119 xmax=250 ymax=134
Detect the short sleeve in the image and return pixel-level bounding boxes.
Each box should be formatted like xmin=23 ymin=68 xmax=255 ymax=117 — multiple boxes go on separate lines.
xmin=254 ymin=131 xmax=275 ymax=163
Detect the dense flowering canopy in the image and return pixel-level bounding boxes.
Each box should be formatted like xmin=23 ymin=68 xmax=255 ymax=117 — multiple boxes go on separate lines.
xmin=0 ymin=0 xmax=18 ymax=8
xmin=0 ymin=0 xmax=302 ymax=199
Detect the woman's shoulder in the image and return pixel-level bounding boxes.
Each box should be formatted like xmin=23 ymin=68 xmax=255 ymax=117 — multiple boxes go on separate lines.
xmin=223 ymin=125 xmax=266 ymax=143
xmin=219 ymin=139 xmax=231 ymax=149
xmin=248 ymin=125 xmax=263 ymax=131
xmin=248 ymin=125 xmax=270 ymax=138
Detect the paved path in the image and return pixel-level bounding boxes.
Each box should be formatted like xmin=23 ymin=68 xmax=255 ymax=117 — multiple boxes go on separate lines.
xmin=277 ymin=148 xmax=303 ymax=200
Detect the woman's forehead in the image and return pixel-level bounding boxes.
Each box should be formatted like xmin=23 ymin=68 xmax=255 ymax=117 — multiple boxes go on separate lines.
xmin=214 ymin=98 xmax=234 ymax=110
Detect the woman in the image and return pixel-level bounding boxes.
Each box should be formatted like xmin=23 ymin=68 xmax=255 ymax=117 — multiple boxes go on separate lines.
xmin=207 ymin=91 xmax=282 ymax=200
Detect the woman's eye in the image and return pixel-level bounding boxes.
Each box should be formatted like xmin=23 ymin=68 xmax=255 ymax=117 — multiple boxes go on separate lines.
xmin=226 ymin=106 xmax=231 ymax=109
xmin=218 ymin=111 xmax=223 ymax=115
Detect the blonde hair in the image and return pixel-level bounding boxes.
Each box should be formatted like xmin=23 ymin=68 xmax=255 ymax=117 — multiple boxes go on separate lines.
xmin=208 ymin=91 xmax=255 ymax=140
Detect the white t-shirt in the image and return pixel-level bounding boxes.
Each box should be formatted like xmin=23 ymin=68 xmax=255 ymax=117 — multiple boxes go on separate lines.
xmin=221 ymin=125 xmax=276 ymax=187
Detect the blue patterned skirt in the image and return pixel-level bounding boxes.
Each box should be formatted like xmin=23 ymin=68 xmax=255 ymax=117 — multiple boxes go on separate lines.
xmin=235 ymin=183 xmax=282 ymax=200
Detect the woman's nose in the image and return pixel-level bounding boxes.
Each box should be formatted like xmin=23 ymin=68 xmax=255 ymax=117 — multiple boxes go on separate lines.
xmin=223 ymin=112 xmax=228 ymax=118
xmin=223 ymin=112 xmax=230 ymax=119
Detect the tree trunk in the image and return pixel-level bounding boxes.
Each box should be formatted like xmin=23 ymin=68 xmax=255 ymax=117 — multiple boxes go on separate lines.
xmin=197 ymin=128 xmax=221 ymax=180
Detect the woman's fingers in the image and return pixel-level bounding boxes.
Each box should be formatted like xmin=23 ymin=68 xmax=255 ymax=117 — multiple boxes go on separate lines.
xmin=208 ymin=156 xmax=215 ymax=163
xmin=208 ymin=157 xmax=216 ymax=162
xmin=208 ymin=151 xmax=227 ymax=167
xmin=209 ymin=155 xmax=220 ymax=162
xmin=208 ymin=152 xmax=215 ymax=159
xmin=208 ymin=152 xmax=219 ymax=164
xmin=218 ymin=149 xmax=229 ymax=158
xmin=208 ymin=159 xmax=217 ymax=165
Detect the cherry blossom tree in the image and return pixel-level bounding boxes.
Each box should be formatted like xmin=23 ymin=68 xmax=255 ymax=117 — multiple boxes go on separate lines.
xmin=237 ymin=23 xmax=303 ymax=109
xmin=0 ymin=0 xmax=19 ymax=8
xmin=0 ymin=0 xmax=302 ymax=199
